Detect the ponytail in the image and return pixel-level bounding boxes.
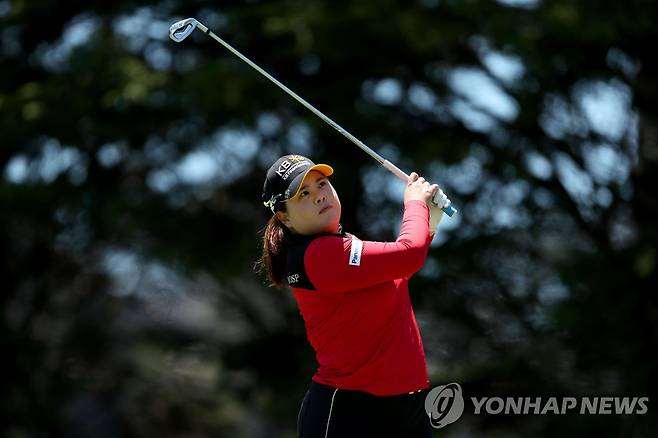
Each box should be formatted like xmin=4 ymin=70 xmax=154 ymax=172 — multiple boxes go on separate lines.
xmin=255 ymin=212 xmax=292 ymax=289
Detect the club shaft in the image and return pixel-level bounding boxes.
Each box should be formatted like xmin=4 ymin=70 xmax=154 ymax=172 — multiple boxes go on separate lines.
xmin=199 ymin=26 xmax=456 ymax=216
xmin=203 ymin=30 xmax=384 ymax=161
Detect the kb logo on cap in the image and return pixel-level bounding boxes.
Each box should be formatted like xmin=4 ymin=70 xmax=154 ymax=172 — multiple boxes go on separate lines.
xmin=275 ymin=155 xmax=310 ymax=180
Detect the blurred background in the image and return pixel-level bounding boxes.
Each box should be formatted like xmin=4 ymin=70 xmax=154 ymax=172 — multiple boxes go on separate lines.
xmin=2 ymin=0 xmax=657 ymax=436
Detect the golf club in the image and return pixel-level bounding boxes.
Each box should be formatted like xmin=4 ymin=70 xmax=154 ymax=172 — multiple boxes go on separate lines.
xmin=169 ymin=18 xmax=457 ymax=217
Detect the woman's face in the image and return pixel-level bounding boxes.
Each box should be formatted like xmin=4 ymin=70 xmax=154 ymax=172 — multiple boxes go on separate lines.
xmin=277 ymin=170 xmax=342 ymax=235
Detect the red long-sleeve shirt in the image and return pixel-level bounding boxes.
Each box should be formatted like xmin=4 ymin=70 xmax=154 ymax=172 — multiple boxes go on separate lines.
xmin=285 ymin=200 xmax=432 ymax=396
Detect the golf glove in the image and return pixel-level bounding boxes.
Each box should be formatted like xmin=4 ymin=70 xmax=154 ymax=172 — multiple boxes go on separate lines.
xmin=429 ymin=187 xmax=450 ymax=236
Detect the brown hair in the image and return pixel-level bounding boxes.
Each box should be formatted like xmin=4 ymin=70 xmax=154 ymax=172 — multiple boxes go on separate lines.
xmin=255 ymin=210 xmax=292 ymax=289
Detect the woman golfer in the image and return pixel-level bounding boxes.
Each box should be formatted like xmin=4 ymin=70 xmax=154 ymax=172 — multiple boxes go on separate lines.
xmin=257 ymin=154 xmax=448 ymax=438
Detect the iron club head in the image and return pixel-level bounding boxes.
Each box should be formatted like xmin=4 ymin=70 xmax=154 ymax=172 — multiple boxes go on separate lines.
xmin=169 ymin=18 xmax=199 ymax=43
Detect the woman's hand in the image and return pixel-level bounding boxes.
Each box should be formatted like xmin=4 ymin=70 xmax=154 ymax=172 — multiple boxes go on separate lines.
xmin=404 ymin=172 xmax=439 ymax=205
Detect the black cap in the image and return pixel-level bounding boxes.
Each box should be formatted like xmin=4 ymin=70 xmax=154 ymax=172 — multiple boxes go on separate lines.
xmin=262 ymin=155 xmax=334 ymax=213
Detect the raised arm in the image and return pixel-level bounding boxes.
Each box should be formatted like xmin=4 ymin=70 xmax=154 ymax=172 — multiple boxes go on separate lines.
xmin=304 ymin=200 xmax=433 ymax=292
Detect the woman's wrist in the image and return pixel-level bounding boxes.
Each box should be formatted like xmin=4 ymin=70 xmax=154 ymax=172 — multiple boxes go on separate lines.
xmin=404 ymin=199 xmax=429 ymax=208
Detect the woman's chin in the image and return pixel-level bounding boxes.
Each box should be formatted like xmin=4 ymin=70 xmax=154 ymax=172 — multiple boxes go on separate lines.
xmin=319 ymin=219 xmax=340 ymax=234
xmin=323 ymin=212 xmax=340 ymax=230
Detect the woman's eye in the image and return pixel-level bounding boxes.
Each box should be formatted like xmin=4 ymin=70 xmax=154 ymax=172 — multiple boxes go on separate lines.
xmin=319 ymin=181 xmax=327 ymax=187
xmin=300 ymin=191 xmax=309 ymax=198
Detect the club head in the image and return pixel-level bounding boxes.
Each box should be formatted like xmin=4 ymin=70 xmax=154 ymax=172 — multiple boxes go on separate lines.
xmin=169 ymin=18 xmax=198 ymax=43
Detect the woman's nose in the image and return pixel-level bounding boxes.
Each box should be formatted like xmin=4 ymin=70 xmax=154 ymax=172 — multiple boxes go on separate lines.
xmin=315 ymin=195 xmax=325 ymax=204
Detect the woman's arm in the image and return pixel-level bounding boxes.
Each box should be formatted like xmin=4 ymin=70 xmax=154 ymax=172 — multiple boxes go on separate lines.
xmin=303 ymin=200 xmax=432 ymax=292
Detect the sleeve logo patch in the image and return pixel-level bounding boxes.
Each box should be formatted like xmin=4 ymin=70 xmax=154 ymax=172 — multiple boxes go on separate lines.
xmin=349 ymin=237 xmax=363 ymax=266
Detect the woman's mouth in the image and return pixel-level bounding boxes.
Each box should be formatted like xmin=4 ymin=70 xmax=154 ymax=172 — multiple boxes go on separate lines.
xmin=319 ymin=205 xmax=333 ymax=214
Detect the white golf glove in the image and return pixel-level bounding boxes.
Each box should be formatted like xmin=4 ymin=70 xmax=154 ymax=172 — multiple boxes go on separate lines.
xmin=429 ymin=187 xmax=450 ymax=236
xmin=432 ymin=187 xmax=450 ymax=209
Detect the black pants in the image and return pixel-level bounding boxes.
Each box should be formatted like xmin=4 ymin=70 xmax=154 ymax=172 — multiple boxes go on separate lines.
xmin=297 ymin=381 xmax=433 ymax=438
